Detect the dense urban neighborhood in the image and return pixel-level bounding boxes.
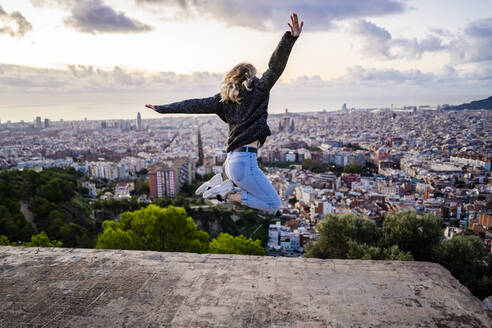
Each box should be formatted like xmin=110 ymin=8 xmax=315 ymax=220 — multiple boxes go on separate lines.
xmin=1 ymin=107 xmax=491 ymax=256
xmin=2 ymin=104 xmax=492 ymax=312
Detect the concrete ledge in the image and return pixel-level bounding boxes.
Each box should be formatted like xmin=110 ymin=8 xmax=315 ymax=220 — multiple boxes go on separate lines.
xmin=0 ymin=246 xmax=490 ymax=327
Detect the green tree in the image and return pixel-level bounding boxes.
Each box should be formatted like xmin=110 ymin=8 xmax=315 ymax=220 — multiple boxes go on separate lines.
xmin=210 ymin=233 xmax=265 ymax=255
xmin=381 ymin=244 xmax=414 ymax=261
xmin=0 ymin=168 xmax=94 ymax=246
xmin=304 ymin=213 xmax=380 ymax=259
xmin=59 ymin=222 xmax=94 ymax=248
xmin=346 ymin=241 xmax=380 ymax=260
xmin=0 ymin=235 xmax=12 ymax=245
xmin=30 ymin=196 xmax=57 ymax=223
xmin=0 ymin=205 xmax=34 ymax=242
xmin=347 ymin=241 xmax=413 ymax=261
xmin=343 ymin=163 xmax=363 ymax=174
xmin=302 ymin=159 xmax=324 ymax=172
xmin=92 ymin=198 xmax=142 ymax=218
xmin=96 ymin=220 xmax=137 ymax=250
xmin=465 ymin=252 xmax=492 ymax=300
xmin=381 ymin=211 xmax=442 ymax=261
xmin=37 ymin=178 xmax=75 ymax=203
xmin=178 ymin=182 xmax=197 ymax=197
xmin=22 ymin=231 xmax=62 ymax=247
xmin=437 ymin=235 xmax=485 ymax=286
xmin=96 ymin=205 xmax=209 ymax=253
xmin=133 ymin=178 xmax=149 ymax=196
xmin=45 ymin=209 xmax=65 ymax=239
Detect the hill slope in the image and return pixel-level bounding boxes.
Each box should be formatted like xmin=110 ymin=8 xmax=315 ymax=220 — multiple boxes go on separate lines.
xmin=446 ymin=96 xmax=492 ymax=110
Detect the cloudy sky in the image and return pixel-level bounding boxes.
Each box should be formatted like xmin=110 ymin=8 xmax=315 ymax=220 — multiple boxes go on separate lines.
xmin=0 ymin=0 xmax=491 ymax=121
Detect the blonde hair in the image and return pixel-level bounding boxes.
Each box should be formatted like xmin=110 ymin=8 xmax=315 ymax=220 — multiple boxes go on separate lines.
xmin=220 ymin=63 xmax=256 ymax=103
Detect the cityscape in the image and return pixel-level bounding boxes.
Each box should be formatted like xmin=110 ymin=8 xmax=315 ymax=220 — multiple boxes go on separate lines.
xmin=1 ymin=0 xmax=492 ymax=325
xmin=1 ymin=105 xmax=491 ymax=257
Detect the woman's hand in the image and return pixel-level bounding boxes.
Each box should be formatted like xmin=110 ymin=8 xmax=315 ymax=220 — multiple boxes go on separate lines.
xmin=145 ymin=104 xmax=155 ymax=111
xmin=288 ymin=13 xmax=303 ymax=37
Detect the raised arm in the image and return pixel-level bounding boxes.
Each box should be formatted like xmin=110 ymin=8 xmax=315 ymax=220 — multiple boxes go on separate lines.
xmin=146 ymin=93 xmax=222 ymax=115
xmin=258 ymin=13 xmax=303 ymax=92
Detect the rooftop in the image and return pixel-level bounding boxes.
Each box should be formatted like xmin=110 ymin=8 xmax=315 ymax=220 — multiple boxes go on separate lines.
xmin=0 ymin=246 xmax=490 ymax=327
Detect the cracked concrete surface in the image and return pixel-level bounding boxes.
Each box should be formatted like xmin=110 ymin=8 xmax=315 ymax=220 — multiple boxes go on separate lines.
xmin=0 ymin=246 xmax=490 ymax=327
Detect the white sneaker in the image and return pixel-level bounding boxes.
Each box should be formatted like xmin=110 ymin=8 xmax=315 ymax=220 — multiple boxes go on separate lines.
xmin=195 ymin=173 xmax=223 ymax=196
xmin=203 ymin=180 xmax=234 ymax=201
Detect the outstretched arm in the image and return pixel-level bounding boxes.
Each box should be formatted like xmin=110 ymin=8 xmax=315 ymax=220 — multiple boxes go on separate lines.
xmin=146 ymin=93 xmax=222 ymax=115
xmin=258 ymin=13 xmax=303 ymax=92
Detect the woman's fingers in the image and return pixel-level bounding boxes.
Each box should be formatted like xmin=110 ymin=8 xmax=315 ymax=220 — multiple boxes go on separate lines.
xmin=289 ymin=13 xmax=302 ymax=36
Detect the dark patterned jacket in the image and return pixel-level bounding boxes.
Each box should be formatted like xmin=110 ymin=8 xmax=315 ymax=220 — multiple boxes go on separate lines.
xmin=154 ymin=31 xmax=299 ymax=153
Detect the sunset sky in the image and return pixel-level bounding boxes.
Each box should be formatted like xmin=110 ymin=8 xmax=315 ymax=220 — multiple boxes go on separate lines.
xmin=0 ymin=0 xmax=491 ymax=121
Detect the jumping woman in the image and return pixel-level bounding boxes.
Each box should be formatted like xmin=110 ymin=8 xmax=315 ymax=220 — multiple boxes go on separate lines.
xmin=146 ymin=13 xmax=303 ymax=215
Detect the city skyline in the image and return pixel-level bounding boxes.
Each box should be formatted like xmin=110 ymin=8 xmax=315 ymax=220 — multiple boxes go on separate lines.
xmin=1 ymin=0 xmax=491 ymax=121
xmin=1 ymin=93 xmax=491 ymax=307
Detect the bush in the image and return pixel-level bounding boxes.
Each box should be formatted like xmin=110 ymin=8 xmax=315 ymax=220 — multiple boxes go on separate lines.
xmin=210 ymin=233 xmax=265 ymax=256
xmin=381 ymin=211 xmax=442 ymax=261
xmin=96 ymin=205 xmax=209 ymax=253
xmin=347 ymin=241 xmax=413 ymax=261
xmin=0 ymin=232 xmax=62 ymax=247
xmin=436 ymin=235 xmax=491 ymax=298
xmin=304 ymin=213 xmax=380 ymax=259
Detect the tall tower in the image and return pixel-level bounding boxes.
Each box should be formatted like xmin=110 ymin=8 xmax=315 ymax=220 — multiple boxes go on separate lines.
xmin=197 ymin=128 xmax=204 ymax=166
xmin=137 ymin=112 xmax=142 ymax=131
xmin=35 ymin=116 xmax=42 ymax=129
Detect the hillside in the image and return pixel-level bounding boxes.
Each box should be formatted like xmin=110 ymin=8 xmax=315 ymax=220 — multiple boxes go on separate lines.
xmin=0 ymin=168 xmax=95 ymax=247
xmin=445 ymin=96 xmax=492 ymax=110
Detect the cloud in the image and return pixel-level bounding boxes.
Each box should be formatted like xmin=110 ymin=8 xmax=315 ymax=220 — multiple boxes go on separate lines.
xmin=0 ymin=63 xmax=222 ymax=92
xmin=350 ymin=19 xmax=392 ymax=58
xmin=0 ymin=63 xmax=455 ymax=95
xmin=1 ymin=63 xmax=491 ymax=95
xmin=344 ymin=66 xmax=434 ymax=82
xmin=429 ymin=28 xmax=452 ymax=38
xmin=353 ymin=16 xmax=492 ymax=64
xmin=391 ymin=35 xmax=445 ymax=59
xmin=31 ymin=0 xmax=152 ymax=34
xmin=465 ymin=66 xmax=492 ymax=81
xmin=136 ymin=0 xmax=406 ymax=31
xmin=1 ymin=62 xmax=491 ymax=120
xmin=338 ymin=65 xmax=492 ymax=88
xmin=271 ymin=65 xmax=492 ymax=112
xmin=448 ymin=16 xmax=492 ymax=63
xmin=351 ymin=19 xmax=446 ymax=59
xmin=0 ymin=5 xmax=33 ymax=37
xmin=65 ymin=0 xmax=152 ymax=34
xmin=465 ymin=16 xmax=492 ymax=38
